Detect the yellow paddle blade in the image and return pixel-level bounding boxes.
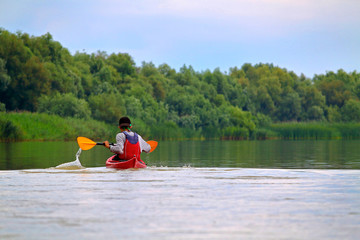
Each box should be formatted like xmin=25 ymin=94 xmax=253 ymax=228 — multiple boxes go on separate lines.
xmin=147 ymin=140 xmax=158 ymax=153
xmin=77 ymin=137 xmax=97 ymax=150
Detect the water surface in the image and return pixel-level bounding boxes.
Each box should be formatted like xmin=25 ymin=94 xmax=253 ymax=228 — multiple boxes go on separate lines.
xmin=1 ymin=167 xmax=359 ymax=239
xmin=0 ymin=140 xmax=360 ymax=239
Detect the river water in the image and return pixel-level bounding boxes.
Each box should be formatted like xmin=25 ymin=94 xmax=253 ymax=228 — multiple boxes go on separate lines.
xmin=1 ymin=140 xmax=360 ymax=239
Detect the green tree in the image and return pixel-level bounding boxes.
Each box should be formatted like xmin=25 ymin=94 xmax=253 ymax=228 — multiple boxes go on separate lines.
xmin=158 ymin=63 xmax=176 ymax=79
xmin=307 ymin=106 xmax=324 ymax=121
xmin=326 ymin=106 xmax=342 ymax=122
xmin=0 ymin=58 xmax=11 ymax=92
xmin=341 ymin=99 xmax=360 ymax=122
xmin=176 ymin=65 xmax=197 ymax=86
xmin=89 ymin=51 xmax=106 ymax=74
xmin=298 ymin=82 xmax=326 ymax=120
xmin=107 ymin=52 xmax=136 ymax=76
xmin=314 ymin=71 xmax=352 ymax=108
xmin=88 ymin=93 xmax=126 ymax=123
xmin=276 ymin=91 xmax=301 ymax=121
xmin=37 ymin=93 xmax=91 ymax=119
xmin=13 ymin=55 xmax=51 ymax=111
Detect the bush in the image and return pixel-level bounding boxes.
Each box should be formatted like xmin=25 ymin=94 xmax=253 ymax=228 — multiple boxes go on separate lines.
xmin=255 ymin=113 xmax=272 ymax=127
xmin=228 ymin=106 xmax=256 ymax=132
xmin=0 ymin=118 xmax=23 ymax=141
xmin=37 ymin=93 xmax=91 ymax=119
xmin=0 ymin=102 xmax=5 ymax=112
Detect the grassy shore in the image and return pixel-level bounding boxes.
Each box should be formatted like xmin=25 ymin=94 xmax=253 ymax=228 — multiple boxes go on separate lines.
xmin=267 ymin=122 xmax=360 ymax=140
xmin=0 ymin=112 xmax=117 ymax=141
xmin=1 ymin=112 xmax=360 ymax=141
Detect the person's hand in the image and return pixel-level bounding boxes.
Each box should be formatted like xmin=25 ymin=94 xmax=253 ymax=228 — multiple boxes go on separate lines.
xmin=104 ymin=141 xmax=110 ymax=149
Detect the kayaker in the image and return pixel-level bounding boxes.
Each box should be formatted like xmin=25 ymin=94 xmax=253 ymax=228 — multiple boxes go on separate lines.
xmin=103 ymin=117 xmax=151 ymax=161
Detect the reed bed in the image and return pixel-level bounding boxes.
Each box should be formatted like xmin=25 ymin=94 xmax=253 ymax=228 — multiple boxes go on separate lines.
xmin=2 ymin=112 xmax=360 ymax=141
xmin=268 ymin=122 xmax=360 ymax=140
xmin=0 ymin=112 xmax=116 ymax=141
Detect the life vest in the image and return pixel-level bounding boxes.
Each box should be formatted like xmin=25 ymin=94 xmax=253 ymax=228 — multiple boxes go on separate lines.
xmin=117 ymin=131 xmax=142 ymax=161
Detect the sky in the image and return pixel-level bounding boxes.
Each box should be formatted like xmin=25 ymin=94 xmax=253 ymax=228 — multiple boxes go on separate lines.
xmin=0 ymin=0 xmax=359 ymax=77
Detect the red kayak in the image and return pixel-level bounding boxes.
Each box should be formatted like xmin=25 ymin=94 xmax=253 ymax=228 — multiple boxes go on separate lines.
xmin=105 ymin=155 xmax=147 ymax=169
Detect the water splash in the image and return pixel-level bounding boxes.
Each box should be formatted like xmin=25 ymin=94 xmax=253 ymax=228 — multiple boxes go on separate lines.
xmin=55 ymin=148 xmax=84 ymax=170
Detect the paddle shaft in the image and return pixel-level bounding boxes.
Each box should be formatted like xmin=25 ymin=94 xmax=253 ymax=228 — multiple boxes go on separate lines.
xmin=99 ymin=142 xmax=156 ymax=152
xmin=96 ymin=142 xmax=114 ymax=146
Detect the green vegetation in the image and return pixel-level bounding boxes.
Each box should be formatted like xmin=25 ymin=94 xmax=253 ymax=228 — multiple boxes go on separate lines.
xmin=0 ymin=112 xmax=116 ymax=141
xmin=1 ymin=29 xmax=360 ymax=141
xmin=2 ymin=112 xmax=360 ymax=141
xmin=268 ymin=122 xmax=360 ymax=140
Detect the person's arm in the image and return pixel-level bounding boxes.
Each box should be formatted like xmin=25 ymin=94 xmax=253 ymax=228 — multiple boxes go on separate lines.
xmin=105 ymin=133 xmax=125 ymax=154
xmin=138 ymin=135 xmax=151 ymax=153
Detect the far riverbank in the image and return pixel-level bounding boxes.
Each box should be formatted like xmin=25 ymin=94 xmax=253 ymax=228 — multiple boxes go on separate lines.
xmin=1 ymin=112 xmax=360 ymax=141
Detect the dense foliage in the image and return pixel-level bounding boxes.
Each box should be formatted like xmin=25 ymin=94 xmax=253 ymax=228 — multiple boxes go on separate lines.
xmin=1 ymin=29 xmax=359 ymax=140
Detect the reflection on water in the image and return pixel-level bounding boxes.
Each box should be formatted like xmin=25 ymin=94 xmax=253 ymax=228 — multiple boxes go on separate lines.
xmin=0 ymin=167 xmax=359 ymax=239
xmin=1 ymin=140 xmax=360 ymax=170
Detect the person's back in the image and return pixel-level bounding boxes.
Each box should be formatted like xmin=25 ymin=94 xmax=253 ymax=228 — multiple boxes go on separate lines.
xmin=118 ymin=131 xmax=141 ymax=160
xmin=103 ymin=117 xmax=150 ymax=161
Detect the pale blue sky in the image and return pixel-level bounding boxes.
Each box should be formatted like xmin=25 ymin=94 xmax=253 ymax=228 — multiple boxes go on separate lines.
xmin=1 ymin=0 xmax=359 ymax=77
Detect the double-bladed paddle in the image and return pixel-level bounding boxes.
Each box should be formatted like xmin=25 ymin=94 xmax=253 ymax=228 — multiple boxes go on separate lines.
xmin=77 ymin=136 xmax=158 ymax=152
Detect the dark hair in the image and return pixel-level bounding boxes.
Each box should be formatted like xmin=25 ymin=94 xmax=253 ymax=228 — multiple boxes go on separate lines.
xmin=119 ymin=116 xmax=131 ymax=128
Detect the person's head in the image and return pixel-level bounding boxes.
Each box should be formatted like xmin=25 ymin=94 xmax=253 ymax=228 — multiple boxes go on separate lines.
xmin=119 ymin=116 xmax=131 ymax=131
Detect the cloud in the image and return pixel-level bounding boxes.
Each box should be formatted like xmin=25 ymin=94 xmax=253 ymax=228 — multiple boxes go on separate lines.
xmin=92 ymin=0 xmax=360 ymax=40
xmin=5 ymin=0 xmax=358 ymax=42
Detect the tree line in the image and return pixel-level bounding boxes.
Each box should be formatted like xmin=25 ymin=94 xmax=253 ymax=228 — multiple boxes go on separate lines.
xmin=1 ymin=29 xmax=360 ymax=139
